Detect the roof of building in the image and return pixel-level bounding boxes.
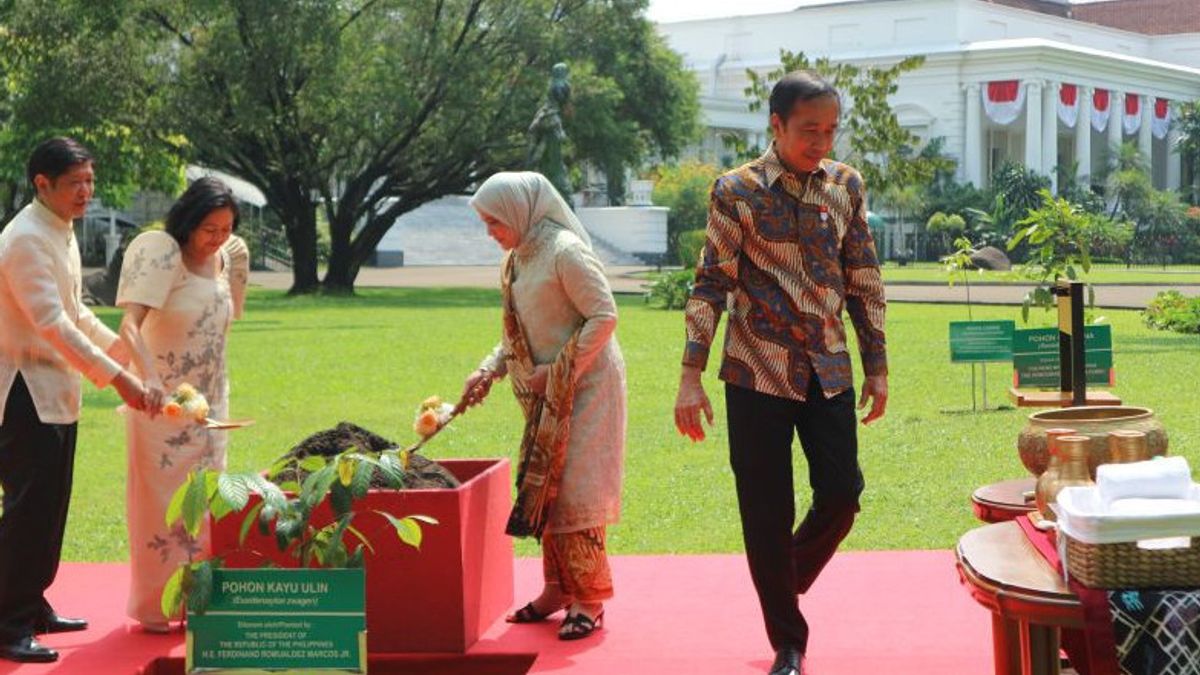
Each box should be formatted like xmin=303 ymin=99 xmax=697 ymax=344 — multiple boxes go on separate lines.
xmin=987 ymin=0 xmax=1200 ymax=35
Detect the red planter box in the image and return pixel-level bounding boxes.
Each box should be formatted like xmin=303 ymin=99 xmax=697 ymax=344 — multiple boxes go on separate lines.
xmin=209 ymin=458 xmax=514 ymax=653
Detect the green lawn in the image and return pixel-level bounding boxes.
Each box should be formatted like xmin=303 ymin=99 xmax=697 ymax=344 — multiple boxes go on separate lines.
xmin=881 ymin=262 xmax=1200 ymax=285
xmin=62 ymin=288 xmax=1199 ymax=562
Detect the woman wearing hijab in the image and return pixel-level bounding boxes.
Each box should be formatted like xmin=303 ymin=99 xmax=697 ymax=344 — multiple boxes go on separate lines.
xmin=461 ymin=171 xmax=625 ymax=641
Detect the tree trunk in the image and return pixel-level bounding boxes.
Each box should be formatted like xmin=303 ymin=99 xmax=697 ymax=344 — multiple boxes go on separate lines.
xmin=322 ymin=210 xmax=358 ymax=295
xmin=323 ymin=205 xmax=413 ymax=294
xmin=282 ymin=205 xmax=320 ymax=295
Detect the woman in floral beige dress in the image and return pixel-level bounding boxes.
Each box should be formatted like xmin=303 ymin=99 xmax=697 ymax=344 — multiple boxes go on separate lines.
xmin=461 ymin=171 xmax=626 ymax=641
xmin=116 ymin=178 xmax=249 ymax=633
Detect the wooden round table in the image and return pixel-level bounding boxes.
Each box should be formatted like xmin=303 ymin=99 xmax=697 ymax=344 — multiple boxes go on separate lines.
xmin=957 ymin=521 xmax=1084 ymax=675
xmin=972 ymin=477 xmax=1038 ymax=523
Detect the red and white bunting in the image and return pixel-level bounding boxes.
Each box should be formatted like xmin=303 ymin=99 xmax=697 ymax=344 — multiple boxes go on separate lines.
xmin=1091 ymin=89 xmax=1110 ymax=133
xmin=1057 ymin=84 xmax=1079 ymax=129
xmin=1152 ymin=98 xmax=1171 ymax=140
xmin=1122 ymin=93 xmax=1141 ymax=136
xmin=983 ymin=80 xmax=1025 ymax=125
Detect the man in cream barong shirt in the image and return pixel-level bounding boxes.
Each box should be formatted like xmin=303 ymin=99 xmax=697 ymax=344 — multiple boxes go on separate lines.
xmin=0 ymin=137 xmax=149 ymax=663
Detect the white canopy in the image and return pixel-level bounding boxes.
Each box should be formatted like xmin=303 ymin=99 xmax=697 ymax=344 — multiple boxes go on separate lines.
xmin=185 ymin=165 xmax=267 ymax=207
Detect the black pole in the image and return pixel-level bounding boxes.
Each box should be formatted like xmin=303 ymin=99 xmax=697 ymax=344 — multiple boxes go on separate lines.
xmin=1070 ymin=281 xmax=1086 ymax=407
xmin=1056 ymin=282 xmax=1072 ymax=396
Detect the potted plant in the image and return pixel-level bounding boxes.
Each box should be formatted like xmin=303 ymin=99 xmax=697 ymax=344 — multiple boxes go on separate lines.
xmin=199 ymin=422 xmax=514 ymax=654
xmin=160 ymin=445 xmax=438 ymax=672
xmin=162 ymin=445 xmax=437 ymax=615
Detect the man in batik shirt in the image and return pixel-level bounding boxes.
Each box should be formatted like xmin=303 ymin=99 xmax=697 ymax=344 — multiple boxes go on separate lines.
xmin=674 ymin=71 xmax=888 ymax=675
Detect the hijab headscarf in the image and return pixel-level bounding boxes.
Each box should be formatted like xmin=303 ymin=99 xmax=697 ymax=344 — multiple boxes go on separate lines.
xmin=469 ymin=171 xmax=593 ymax=250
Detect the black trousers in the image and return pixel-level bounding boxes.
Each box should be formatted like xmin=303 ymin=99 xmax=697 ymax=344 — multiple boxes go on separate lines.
xmin=726 ymin=378 xmax=864 ymax=653
xmin=0 ymin=375 xmax=77 ymax=641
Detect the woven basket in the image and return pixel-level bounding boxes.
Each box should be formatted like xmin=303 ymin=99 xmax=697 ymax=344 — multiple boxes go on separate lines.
xmin=1065 ymin=533 xmax=1200 ymax=588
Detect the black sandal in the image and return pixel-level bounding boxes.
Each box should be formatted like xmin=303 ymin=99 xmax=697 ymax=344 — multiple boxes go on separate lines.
xmin=558 ymin=610 xmax=604 ymax=640
xmin=506 ymin=601 xmax=565 ymax=624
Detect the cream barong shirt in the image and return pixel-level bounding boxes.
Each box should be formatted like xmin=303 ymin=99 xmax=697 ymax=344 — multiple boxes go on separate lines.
xmin=0 ymin=200 xmax=122 ymax=424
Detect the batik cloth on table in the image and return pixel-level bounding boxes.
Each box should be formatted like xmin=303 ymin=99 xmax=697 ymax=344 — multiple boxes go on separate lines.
xmin=1108 ymin=588 xmax=1200 ymax=674
xmin=1017 ymin=516 xmax=1200 ymax=675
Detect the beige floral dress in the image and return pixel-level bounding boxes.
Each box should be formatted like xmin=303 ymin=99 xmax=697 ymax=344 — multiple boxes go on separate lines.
xmin=481 ymin=221 xmax=626 ymax=534
xmin=116 ymin=230 xmax=248 ymax=624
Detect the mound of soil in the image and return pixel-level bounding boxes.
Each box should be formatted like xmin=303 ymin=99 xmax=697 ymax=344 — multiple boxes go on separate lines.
xmin=272 ymin=421 xmax=460 ymax=490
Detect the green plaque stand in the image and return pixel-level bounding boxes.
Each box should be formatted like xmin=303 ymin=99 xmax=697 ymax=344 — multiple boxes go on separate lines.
xmin=1008 ymin=281 xmax=1120 ymax=407
xmin=948 ymin=320 xmax=1015 ymax=411
xmin=187 ymin=568 xmax=366 ymax=674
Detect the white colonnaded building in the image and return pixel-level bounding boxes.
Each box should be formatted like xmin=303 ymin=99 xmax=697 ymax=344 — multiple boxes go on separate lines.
xmin=657 ymin=0 xmax=1200 ymax=200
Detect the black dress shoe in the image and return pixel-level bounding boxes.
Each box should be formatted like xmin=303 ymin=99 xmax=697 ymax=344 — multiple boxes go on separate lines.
xmin=36 ymin=613 xmax=88 ymax=634
xmin=0 ymin=636 xmax=59 ymax=663
xmin=769 ymin=647 xmax=805 ymax=675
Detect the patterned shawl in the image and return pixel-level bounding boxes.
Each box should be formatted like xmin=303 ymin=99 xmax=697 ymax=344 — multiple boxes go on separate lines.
xmin=501 ymin=250 xmax=581 ymax=539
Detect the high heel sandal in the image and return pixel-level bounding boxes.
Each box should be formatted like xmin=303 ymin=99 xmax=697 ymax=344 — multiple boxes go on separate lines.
xmin=506 ymin=601 xmax=567 ymax=624
xmin=558 ymin=609 xmax=604 ymax=640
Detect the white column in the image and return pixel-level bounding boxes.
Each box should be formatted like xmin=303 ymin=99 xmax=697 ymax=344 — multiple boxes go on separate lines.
xmin=1075 ymin=86 xmax=1092 ymax=187
xmin=1025 ymin=80 xmax=1043 ymax=174
xmin=1138 ymin=94 xmax=1154 ymax=176
xmin=964 ymin=83 xmax=983 ymax=187
xmin=1042 ymin=81 xmax=1059 ymax=192
xmin=1108 ymin=89 xmax=1124 ymax=160
xmin=1167 ymin=125 xmax=1183 ymax=191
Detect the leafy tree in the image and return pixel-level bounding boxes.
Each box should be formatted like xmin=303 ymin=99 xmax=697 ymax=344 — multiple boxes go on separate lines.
xmin=0 ymin=1 xmax=183 ymax=226
xmin=882 ymin=184 xmax=926 ymax=260
xmin=558 ymin=1 xmax=700 ymax=204
xmin=1007 ymin=189 xmax=1128 ymax=322
xmin=742 ymin=51 xmax=953 ymax=197
xmin=650 ymin=160 xmax=720 ymax=264
xmin=146 ymin=0 xmax=551 ymax=294
xmin=1176 ymin=100 xmax=1200 ymax=205
xmin=1184 ymin=206 xmax=1200 ymax=264
xmin=988 ymin=163 xmax=1051 ymax=234
xmin=926 ymin=185 xmax=995 ymax=243
xmin=1101 ymin=143 xmax=1188 ymax=265
xmin=146 ymin=0 xmax=698 ymax=294
xmin=1055 ymin=160 xmax=1106 ymax=216
xmin=926 ymin=211 xmax=966 ymax=257
xmin=1132 ymin=189 xmax=1187 ymax=267
xmin=1105 ymin=143 xmax=1152 ymax=219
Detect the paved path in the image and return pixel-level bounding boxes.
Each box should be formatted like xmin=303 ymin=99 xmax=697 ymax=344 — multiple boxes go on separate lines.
xmin=883 ymin=282 xmax=1200 ymax=309
xmin=250 ymin=265 xmax=658 ymax=294
xmin=250 ymin=266 xmax=1199 ymax=308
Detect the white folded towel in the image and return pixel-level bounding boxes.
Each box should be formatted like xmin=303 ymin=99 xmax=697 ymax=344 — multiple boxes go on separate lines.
xmin=1097 ymin=456 xmax=1192 ymax=509
xmin=1056 ymin=484 xmax=1200 ymax=544
xmin=1107 ymin=497 xmax=1200 ymax=518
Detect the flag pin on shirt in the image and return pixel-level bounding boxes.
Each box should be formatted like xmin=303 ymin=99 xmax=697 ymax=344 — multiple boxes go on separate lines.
xmin=819 ymin=205 xmax=829 ymax=224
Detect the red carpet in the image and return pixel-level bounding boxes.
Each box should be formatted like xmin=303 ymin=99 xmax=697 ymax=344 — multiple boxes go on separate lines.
xmin=1 ymin=551 xmax=991 ymax=674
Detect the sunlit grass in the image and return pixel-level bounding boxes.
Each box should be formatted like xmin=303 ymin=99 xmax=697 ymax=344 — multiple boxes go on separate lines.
xmin=59 ymin=288 xmax=1199 ymax=560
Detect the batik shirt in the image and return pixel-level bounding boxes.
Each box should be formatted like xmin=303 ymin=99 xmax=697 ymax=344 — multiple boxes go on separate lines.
xmin=682 ymin=146 xmax=887 ymax=401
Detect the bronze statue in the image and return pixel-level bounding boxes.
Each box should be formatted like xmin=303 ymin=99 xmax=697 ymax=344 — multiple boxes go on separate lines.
xmin=526 ymin=63 xmax=573 ymax=206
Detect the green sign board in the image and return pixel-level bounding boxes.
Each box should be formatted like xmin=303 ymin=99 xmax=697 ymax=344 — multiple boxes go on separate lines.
xmin=949 ymin=320 xmax=1015 ymax=363
xmin=1012 ymin=325 xmax=1115 ymax=388
xmin=187 ymin=568 xmax=366 ymax=674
